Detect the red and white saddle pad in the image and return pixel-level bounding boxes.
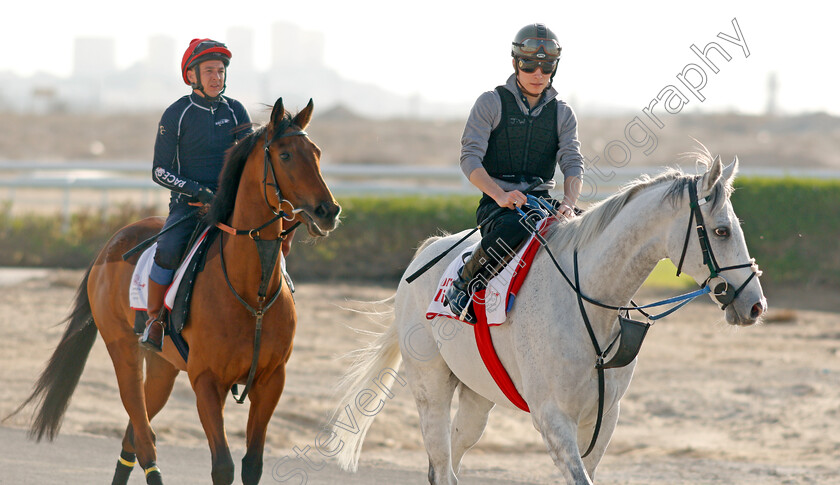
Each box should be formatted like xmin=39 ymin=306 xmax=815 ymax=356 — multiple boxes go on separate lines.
xmin=425 ymin=217 xmax=557 ymax=413
xmin=129 ymin=227 xmax=211 ymax=311
xmin=129 ymin=227 xmax=287 ymax=311
xmin=426 ymin=217 xmax=556 ymax=325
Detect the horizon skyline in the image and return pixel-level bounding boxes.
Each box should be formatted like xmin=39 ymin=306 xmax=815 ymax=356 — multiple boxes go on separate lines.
xmin=4 ymin=1 xmax=837 ymax=116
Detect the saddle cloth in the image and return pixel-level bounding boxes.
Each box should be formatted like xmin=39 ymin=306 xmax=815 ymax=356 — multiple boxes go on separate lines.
xmin=129 ymin=226 xmax=289 ymax=313
xmin=129 ymin=227 xmax=212 ymax=312
xmin=426 ymin=217 xmax=556 ymax=325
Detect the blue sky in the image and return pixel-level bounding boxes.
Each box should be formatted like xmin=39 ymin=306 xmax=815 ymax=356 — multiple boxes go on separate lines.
xmin=5 ymin=0 xmax=835 ymax=115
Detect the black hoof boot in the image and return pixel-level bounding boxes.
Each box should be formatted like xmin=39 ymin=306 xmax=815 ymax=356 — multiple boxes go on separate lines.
xmin=111 ymin=450 xmax=135 ymax=485
xmin=144 ymin=462 xmax=164 ymax=485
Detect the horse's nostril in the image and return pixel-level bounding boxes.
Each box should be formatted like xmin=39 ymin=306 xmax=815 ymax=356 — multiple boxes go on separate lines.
xmin=750 ymin=302 xmax=764 ymax=319
xmin=315 ymin=202 xmax=340 ymax=221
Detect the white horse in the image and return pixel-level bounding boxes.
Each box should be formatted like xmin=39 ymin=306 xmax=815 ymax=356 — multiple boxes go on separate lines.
xmin=329 ymin=153 xmax=766 ymax=484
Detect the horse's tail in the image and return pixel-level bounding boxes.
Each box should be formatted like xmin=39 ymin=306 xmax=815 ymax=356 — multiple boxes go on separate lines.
xmin=4 ymin=263 xmax=98 ymax=442
xmin=330 ymin=307 xmax=403 ymax=472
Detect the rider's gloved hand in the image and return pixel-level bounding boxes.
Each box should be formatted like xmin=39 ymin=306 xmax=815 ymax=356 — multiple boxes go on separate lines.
xmin=196 ymin=186 xmax=215 ymax=206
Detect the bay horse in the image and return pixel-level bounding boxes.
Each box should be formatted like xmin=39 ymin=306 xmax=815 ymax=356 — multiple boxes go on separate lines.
xmin=11 ymin=98 xmax=340 ymax=485
xmin=329 ymin=154 xmax=765 ymax=484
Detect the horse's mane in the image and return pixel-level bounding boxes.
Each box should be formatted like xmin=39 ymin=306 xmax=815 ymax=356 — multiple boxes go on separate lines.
xmin=204 ymin=113 xmax=295 ymax=226
xmin=546 ymin=148 xmax=732 ymax=250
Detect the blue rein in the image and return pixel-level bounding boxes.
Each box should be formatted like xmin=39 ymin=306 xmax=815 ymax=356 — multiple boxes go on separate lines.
xmin=514 ymin=194 xmax=711 ymax=323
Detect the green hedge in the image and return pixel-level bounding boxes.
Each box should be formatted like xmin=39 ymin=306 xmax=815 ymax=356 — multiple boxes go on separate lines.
xmin=0 ymin=203 xmax=158 ymax=267
xmin=732 ymin=177 xmax=840 ymax=287
xmin=286 ymin=195 xmax=478 ymax=281
xmin=0 ymin=178 xmax=837 ymax=288
xmin=288 ymin=178 xmax=840 ymax=286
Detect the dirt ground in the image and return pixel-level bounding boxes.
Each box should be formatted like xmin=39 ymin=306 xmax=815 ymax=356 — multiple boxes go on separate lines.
xmin=1 ymin=270 xmax=839 ymax=484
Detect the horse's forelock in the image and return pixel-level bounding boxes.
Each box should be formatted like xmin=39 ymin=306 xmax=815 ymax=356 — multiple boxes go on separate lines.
xmin=269 ymin=113 xmax=294 ymax=144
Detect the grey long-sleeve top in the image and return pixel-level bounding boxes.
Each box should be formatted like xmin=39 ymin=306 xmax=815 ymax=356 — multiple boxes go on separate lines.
xmin=460 ymin=74 xmax=584 ymax=192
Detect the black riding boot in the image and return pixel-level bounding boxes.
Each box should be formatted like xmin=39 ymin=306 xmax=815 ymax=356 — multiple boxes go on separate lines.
xmin=139 ymin=280 xmax=168 ymax=352
xmin=444 ymin=245 xmax=491 ymax=323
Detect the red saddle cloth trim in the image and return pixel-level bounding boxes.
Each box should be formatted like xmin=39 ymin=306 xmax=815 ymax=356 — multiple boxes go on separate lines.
xmin=472 ymin=288 xmax=530 ymax=412
xmin=504 ymin=219 xmax=553 ymax=311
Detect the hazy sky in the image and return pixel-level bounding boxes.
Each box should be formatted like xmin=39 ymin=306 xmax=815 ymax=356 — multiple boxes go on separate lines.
xmin=5 ymin=0 xmax=835 ymax=115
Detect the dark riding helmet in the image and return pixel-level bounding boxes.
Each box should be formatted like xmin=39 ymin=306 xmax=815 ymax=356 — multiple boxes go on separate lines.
xmin=511 ymin=23 xmax=561 ymax=61
xmin=180 ymin=38 xmax=232 ymax=85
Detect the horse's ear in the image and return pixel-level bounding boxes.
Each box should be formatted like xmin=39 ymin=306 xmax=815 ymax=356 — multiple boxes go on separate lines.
xmin=293 ymin=98 xmax=314 ymax=130
xmin=722 ymin=156 xmax=739 ymax=186
xmin=699 ymin=154 xmax=723 ymax=195
xmin=270 ymin=98 xmax=285 ymax=128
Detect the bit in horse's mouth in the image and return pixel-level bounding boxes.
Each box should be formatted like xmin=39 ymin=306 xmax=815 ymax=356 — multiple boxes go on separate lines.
xmin=299 ymin=209 xmax=329 ymax=237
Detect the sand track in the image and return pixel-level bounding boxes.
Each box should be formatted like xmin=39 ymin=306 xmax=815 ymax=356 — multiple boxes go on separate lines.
xmin=1 ymin=270 xmax=838 ymax=484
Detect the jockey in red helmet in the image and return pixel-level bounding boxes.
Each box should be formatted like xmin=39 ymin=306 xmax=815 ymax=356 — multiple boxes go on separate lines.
xmin=140 ymin=38 xmax=252 ymax=352
xmin=180 ymin=38 xmax=232 ymax=101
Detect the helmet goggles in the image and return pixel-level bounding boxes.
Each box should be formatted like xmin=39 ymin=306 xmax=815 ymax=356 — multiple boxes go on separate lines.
xmin=517 ymin=57 xmax=558 ymax=75
xmin=512 ymin=37 xmax=561 ymax=60
xmin=192 ymin=40 xmax=228 ymax=57
xmin=186 ymin=40 xmax=230 ymax=69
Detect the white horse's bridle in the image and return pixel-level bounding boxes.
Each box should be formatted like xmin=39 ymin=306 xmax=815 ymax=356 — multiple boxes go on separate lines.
xmin=674 ymin=178 xmax=762 ymax=310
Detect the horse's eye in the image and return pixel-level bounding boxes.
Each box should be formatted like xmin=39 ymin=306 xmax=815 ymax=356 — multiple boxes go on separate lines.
xmin=279 ymin=152 xmax=291 ymax=161
xmin=714 ymin=227 xmax=730 ymax=238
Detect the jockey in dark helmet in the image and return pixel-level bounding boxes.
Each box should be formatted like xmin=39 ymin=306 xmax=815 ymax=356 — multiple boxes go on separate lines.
xmin=139 ymin=38 xmax=253 ymax=352
xmin=445 ymin=23 xmax=584 ymax=322
xmin=511 ymin=23 xmax=562 ymax=95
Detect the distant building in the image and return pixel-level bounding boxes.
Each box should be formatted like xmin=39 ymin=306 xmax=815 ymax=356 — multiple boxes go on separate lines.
xmin=271 ymin=22 xmax=325 ymax=68
xmin=147 ymin=35 xmax=177 ymax=79
xmin=227 ymin=27 xmax=256 ymax=73
xmin=71 ymin=37 xmax=118 ymax=110
xmin=73 ymin=37 xmax=116 ymax=79
xmin=225 ymin=27 xmax=262 ymax=111
xmin=6 ymin=26 xmax=465 ymax=118
xmin=765 ymin=72 xmax=779 ymax=116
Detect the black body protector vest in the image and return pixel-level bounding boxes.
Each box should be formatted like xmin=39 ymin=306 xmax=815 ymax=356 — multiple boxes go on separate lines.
xmin=483 ymin=86 xmax=559 ymax=183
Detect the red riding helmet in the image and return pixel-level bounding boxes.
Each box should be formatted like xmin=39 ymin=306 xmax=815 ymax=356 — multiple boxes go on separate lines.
xmin=180 ymin=38 xmax=232 ymax=85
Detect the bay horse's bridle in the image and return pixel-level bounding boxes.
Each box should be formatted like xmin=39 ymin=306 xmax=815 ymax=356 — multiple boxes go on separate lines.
xmin=216 ymin=122 xmax=310 ymax=404
xmin=216 ymin=120 xmax=307 ymax=240
xmin=261 ymin=122 xmax=308 ymax=224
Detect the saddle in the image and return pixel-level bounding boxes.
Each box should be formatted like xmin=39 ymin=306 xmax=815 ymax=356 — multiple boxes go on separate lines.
xmin=130 ymin=226 xmax=219 ymax=362
xmin=427 ymin=216 xmax=557 ymax=325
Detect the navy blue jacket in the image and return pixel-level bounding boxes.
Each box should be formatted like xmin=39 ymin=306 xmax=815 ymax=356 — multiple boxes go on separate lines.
xmin=152 ymin=92 xmax=251 ymax=200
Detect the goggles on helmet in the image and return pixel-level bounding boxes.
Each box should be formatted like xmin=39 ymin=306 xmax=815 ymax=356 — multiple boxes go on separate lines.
xmin=193 ymin=40 xmax=227 ymax=56
xmin=512 ymin=38 xmax=561 ymax=60
xmin=517 ymin=57 xmax=558 ymax=75
xmin=186 ymin=41 xmax=230 ymax=69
